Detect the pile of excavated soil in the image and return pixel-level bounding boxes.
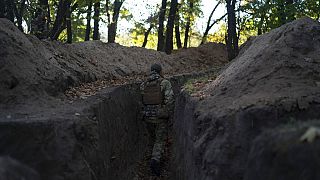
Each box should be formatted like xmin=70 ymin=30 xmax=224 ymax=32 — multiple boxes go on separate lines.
xmin=174 ymin=17 xmax=320 ymax=180
xmin=0 ymin=18 xmax=227 ymax=107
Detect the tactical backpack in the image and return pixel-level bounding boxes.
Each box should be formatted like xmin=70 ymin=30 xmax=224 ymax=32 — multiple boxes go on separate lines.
xmin=143 ymin=78 xmax=163 ymax=105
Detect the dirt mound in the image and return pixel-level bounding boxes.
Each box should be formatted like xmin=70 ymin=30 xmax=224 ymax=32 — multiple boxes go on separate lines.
xmin=245 ymin=121 xmax=320 ymax=180
xmin=0 ymin=18 xmax=227 ymax=106
xmin=0 ymin=156 xmax=40 ymax=180
xmin=174 ymin=17 xmax=320 ymax=180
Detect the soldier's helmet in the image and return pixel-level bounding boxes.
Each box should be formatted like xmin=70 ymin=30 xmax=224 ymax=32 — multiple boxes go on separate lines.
xmin=151 ymin=63 xmax=162 ymax=74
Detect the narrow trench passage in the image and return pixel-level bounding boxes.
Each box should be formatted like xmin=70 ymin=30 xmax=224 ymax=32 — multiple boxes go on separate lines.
xmin=133 ymin=120 xmax=174 ymax=180
xmin=96 ymin=84 xmax=176 ymax=180
xmin=95 ymin=76 xmax=198 ymax=180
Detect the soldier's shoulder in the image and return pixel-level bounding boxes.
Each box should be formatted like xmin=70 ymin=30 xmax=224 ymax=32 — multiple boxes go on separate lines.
xmin=161 ymin=78 xmax=171 ymax=83
xmin=160 ymin=78 xmax=172 ymax=86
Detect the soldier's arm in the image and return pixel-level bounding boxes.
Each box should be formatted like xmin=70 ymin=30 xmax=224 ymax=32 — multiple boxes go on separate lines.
xmin=160 ymin=79 xmax=174 ymax=110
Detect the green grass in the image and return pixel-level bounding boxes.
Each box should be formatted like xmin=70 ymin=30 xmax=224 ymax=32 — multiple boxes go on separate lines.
xmin=183 ymin=75 xmax=216 ymax=94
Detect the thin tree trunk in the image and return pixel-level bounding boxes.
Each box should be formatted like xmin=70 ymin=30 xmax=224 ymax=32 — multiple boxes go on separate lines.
xmin=15 ymin=0 xmax=26 ymax=31
xmin=278 ymin=2 xmax=286 ymax=25
xmin=55 ymin=20 xmax=66 ymax=40
xmin=106 ymin=0 xmax=111 ymax=24
xmin=285 ymin=0 xmax=295 ymax=22
xmin=157 ymin=0 xmax=167 ymax=51
xmin=66 ymin=1 xmax=72 ymax=43
xmin=108 ymin=0 xmax=124 ymax=43
xmin=201 ymin=1 xmax=222 ymax=44
xmin=201 ymin=13 xmax=227 ymax=44
xmin=165 ymin=0 xmax=178 ymax=54
xmin=50 ymin=0 xmax=68 ymax=40
xmin=184 ymin=0 xmax=193 ymax=48
xmin=226 ymin=0 xmax=238 ymax=60
xmin=175 ymin=3 xmax=182 ymax=49
xmin=85 ymin=1 xmax=93 ymax=41
xmin=257 ymin=0 xmax=269 ymax=35
xmin=93 ymin=1 xmax=100 ymax=40
xmin=0 ymin=0 xmax=5 ymax=18
xmin=142 ymin=24 xmax=154 ymax=47
xmin=47 ymin=2 xmax=51 ymax=31
xmin=7 ymin=0 xmax=15 ymax=22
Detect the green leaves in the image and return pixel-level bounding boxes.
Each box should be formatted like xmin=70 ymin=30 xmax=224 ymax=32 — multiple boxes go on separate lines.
xmin=240 ymin=0 xmax=320 ymax=36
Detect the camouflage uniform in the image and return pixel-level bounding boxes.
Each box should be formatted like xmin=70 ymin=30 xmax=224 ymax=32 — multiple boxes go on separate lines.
xmin=140 ymin=71 xmax=174 ymax=162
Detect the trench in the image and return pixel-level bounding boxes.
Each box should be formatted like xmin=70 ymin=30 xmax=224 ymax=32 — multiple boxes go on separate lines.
xmin=0 ymin=72 xmax=209 ymax=180
xmin=91 ymin=73 xmax=203 ymax=179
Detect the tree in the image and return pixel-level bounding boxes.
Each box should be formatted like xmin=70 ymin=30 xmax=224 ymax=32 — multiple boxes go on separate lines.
xmin=14 ymin=0 xmax=27 ymax=31
xmin=183 ymin=0 xmax=193 ymax=48
xmin=66 ymin=0 xmax=72 ymax=43
xmin=107 ymin=0 xmax=125 ymax=43
xmin=93 ymin=0 xmax=100 ymax=40
xmin=157 ymin=0 xmax=167 ymax=51
xmin=85 ymin=0 xmax=93 ymax=41
xmin=226 ymin=0 xmax=238 ymax=60
xmin=0 ymin=0 xmax=5 ymax=18
xmin=49 ymin=0 xmax=68 ymax=40
xmin=142 ymin=12 xmax=159 ymax=47
xmin=201 ymin=1 xmax=227 ymax=44
xmin=165 ymin=0 xmax=178 ymax=54
xmin=175 ymin=2 xmax=182 ymax=49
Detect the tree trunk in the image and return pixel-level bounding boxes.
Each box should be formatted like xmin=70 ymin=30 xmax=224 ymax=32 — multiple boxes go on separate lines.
xmin=32 ymin=0 xmax=49 ymax=39
xmin=165 ymin=0 xmax=178 ymax=54
xmin=278 ymin=2 xmax=286 ymax=25
xmin=175 ymin=3 xmax=182 ymax=49
xmin=85 ymin=1 xmax=93 ymax=41
xmin=0 ymin=0 xmax=5 ymax=18
xmin=13 ymin=0 xmax=26 ymax=31
xmin=66 ymin=1 xmax=72 ymax=43
xmin=7 ymin=0 xmax=15 ymax=22
xmin=106 ymin=0 xmax=111 ymax=24
xmin=142 ymin=24 xmax=154 ymax=47
xmin=183 ymin=0 xmax=193 ymax=48
xmin=285 ymin=0 xmax=295 ymax=22
xmin=93 ymin=1 xmax=100 ymax=40
xmin=47 ymin=2 xmax=51 ymax=31
xmin=157 ymin=0 xmax=167 ymax=51
xmin=201 ymin=1 xmax=222 ymax=44
xmin=50 ymin=0 xmax=68 ymax=40
xmin=226 ymin=0 xmax=238 ymax=61
xmin=107 ymin=0 xmax=124 ymax=43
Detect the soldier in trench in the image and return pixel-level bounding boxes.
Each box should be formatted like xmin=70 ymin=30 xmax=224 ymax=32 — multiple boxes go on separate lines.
xmin=140 ymin=63 xmax=174 ymax=177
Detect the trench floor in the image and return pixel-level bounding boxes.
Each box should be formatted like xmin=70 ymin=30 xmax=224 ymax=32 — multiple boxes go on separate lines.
xmin=133 ymin=123 xmax=173 ymax=180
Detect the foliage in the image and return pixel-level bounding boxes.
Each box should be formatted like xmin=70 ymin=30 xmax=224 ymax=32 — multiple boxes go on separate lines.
xmin=240 ymin=0 xmax=320 ymax=35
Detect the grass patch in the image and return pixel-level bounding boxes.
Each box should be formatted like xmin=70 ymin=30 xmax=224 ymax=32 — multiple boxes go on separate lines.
xmin=183 ymin=75 xmax=217 ymax=95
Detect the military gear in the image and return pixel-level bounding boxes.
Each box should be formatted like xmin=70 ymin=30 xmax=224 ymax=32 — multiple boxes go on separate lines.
xmin=151 ymin=63 xmax=162 ymax=74
xmin=144 ymin=105 xmax=160 ymax=117
xmin=142 ymin=78 xmax=163 ymax=105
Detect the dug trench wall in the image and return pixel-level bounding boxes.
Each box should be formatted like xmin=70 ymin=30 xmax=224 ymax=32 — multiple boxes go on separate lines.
xmin=172 ymin=17 xmax=320 ymax=180
xmin=0 ymin=85 xmax=148 ymax=180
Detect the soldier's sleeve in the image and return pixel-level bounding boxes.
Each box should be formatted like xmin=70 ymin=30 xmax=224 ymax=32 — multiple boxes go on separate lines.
xmin=160 ymin=79 xmax=174 ymax=110
xmin=140 ymin=82 xmax=144 ymax=93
